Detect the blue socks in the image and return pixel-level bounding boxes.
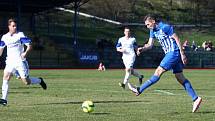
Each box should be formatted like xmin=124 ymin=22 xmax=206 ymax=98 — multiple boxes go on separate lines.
xmin=138 ymin=76 xmax=198 ymax=102
xmin=182 ymin=80 xmax=198 ymax=101
xmin=139 ymin=75 xmax=160 ymax=93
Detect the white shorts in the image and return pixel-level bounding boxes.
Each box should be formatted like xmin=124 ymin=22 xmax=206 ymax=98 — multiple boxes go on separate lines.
xmin=5 ymin=60 xmax=29 ymax=78
xmin=122 ymin=56 xmax=135 ymax=69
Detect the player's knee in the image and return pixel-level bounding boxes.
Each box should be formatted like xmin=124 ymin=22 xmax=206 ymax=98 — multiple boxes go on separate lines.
xmin=175 ymin=73 xmax=186 ymax=84
xmin=3 ymin=76 xmax=10 ymax=80
xmin=21 ymin=78 xmax=31 ymax=85
xmin=26 ymin=81 xmax=31 ymax=85
xmin=154 ymin=67 xmax=165 ymax=76
xmin=125 ymin=68 xmax=131 ymax=72
xmin=3 ymin=74 xmax=12 ymax=80
xmin=23 ymin=81 xmax=30 ymax=85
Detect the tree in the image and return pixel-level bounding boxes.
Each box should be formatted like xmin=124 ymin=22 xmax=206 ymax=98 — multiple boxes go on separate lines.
xmin=67 ymin=0 xmax=90 ymax=46
xmin=81 ymin=0 xmax=135 ymax=22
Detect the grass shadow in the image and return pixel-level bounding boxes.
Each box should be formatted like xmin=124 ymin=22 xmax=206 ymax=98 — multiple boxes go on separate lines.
xmin=9 ymin=91 xmax=31 ymax=94
xmin=11 ymin=86 xmax=41 ymax=89
xmin=35 ymin=100 xmax=148 ymax=106
xmin=195 ymin=111 xmax=215 ymax=114
xmin=90 ymin=112 xmax=111 ymax=115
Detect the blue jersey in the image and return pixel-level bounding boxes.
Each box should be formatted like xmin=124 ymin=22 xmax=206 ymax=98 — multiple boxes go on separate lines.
xmin=150 ymin=22 xmax=179 ymax=54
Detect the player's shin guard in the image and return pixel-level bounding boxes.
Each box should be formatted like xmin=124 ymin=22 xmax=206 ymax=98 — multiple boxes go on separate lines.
xmin=29 ymin=77 xmax=41 ymax=84
xmin=2 ymin=80 xmax=9 ymax=100
xmin=182 ymin=79 xmax=198 ymax=101
xmin=139 ymin=75 xmax=160 ymax=93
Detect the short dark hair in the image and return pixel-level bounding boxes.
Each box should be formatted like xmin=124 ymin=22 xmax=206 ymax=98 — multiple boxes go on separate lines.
xmin=124 ymin=26 xmax=130 ymax=30
xmin=8 ymin=18 xmax=16 ymax=26
xmin=143 ymin=14 xmax=160 ymax=23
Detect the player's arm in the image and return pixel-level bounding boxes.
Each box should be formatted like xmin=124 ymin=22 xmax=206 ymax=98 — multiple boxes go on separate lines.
xmin=0 ymin=48 xmax=4 ymax=56
xmin=116 ymin=41 xmax=125 ymax=53
xmin=0 ymin=40 xmax=5 ymax=56
xmin=171 ymin=33 xmax=187 ymax=64
xmin=20 ymin=37 xmax=32 ymax=59
xmin=23 ymin=44 xmax=32 ymax=57
xmin=161 ymin=23 xmax=187 ymax=64
xmin=133 ymin=39 xmax=138 ymax=51
xmin=116 ymin=47 xmax=125 ymax=53
xmin=137 ymin=38 xmax=154 ymax=55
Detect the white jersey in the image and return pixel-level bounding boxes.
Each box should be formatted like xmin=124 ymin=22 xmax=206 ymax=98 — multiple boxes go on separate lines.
xmin=116 ymin=36 xmax=137 ymax=68
xmin=0 ymin=32 xmax=31 ymax=63
xmin=116 ymin=36 xmax=137 ymax=59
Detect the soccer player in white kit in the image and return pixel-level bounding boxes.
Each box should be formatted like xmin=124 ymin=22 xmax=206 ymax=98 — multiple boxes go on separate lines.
xmin=116 ymin=27 xmax=143 ymax=89
xmin=0 ymin=18 xmax=47 ymax=106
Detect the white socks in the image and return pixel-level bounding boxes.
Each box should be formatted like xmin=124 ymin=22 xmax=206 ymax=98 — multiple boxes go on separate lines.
xmin=1 ymin=78 xmax=42 ymax=101
xmin=29 ymin=77 xmax=41 ymax=84
xmin=2 ymin=80 xmax=9 ymax=100
xmin=127 ymin=82 xmax=135 ymax=91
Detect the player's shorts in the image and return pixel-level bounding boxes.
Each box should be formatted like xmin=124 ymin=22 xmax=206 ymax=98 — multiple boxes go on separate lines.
xmin=5 ymin=60 xmax=29 ymax=78
xmin=159 ymin=50 xmax=184 ymax=74
xmin=122 ymin=55 xmax=135 ymax=69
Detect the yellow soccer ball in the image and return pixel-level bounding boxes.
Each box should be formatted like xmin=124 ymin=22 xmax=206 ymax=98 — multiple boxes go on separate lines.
xmin=82 ymin=100 xmax=94 ymax=113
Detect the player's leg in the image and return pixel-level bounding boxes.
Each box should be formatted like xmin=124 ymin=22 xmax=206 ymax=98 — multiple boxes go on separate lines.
xmin=13 ymin=70 xmax=21 ymax=79
xmin=119 ymin=68 xmax=131 ymax=89
xmin=174 ymin=72 xmax=201 ymax=112
xmin=124 ymin=68 xmax=131 ymax=85
xmin=131 ymin=69 xmax=144 ymax=85
xmin=1 ymin=67 xmax=13 ymax=106
xmin=129 ymin=52 xmax=177 ymax=95
xmin=138 ymin=66 xmax=165 ymax=93
xmin=127 ymin=82 xmax=137 ymax=92
xmin=175 ymin=73 xmax=198 ymax=101
xmin=102 ymin=65 xmax=106 ymax=71
xmin=129 ymin=66 xmax=166 ymax=95
xmin=20 ymin=75 xmax=47 ymax=90
xmin=130 ymin=52 xmax=177 ymax=95
xmin=17 ymin=62 xmax=47 ymax=90
xmin=119 ymin=58 xmax=132 ymax=89
xmin=173 ymin=55 xmax=201 ymax=112
xmin=12 ymin=60 xmax=28 ymax=79
xmin=130 ymin=56 xmax=142 ymax=79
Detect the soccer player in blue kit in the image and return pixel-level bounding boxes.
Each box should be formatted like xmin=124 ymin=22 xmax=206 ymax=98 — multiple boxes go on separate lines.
xmin=129 ymin=14 xmax=202 ymax=113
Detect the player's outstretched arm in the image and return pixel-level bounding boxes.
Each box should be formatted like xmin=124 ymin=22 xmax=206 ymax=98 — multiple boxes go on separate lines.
xmin=21 ymin=44 xmax=32 ymax=59
xmin=116 ymin=47 xmax=125 ymax=53
xmin=137 ymin=38 xmax=154 ymax=56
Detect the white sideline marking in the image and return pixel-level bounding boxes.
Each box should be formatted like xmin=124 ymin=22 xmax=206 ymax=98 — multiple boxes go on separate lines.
xmin=72 ymin=88 xmax=176 ymax=95
xmin=73 ymin=88 xmax=215 ymax=99
xmin=154 ymin=90 xmax=176 ymax=95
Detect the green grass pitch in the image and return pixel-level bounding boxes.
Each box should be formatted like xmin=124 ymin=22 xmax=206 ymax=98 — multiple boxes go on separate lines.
xmin=0 ymin=69 xmax=215 ymax=121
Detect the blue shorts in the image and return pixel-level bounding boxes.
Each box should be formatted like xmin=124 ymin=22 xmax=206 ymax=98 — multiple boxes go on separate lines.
xmin=159 ymin=51 xmax=184 ymax=74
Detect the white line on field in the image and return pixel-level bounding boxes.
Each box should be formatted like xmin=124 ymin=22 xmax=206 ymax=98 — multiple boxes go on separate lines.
xmin=73 ymin=88 xmax=176 ymax=95
xmin=154 ymin=90 xmax=176 ymax=95
xmin=72 ymin=88 xmax=215 ymax=99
